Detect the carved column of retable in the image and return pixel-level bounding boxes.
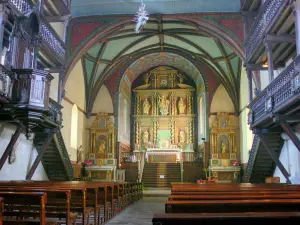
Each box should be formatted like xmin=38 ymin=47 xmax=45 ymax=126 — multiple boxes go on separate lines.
xmin=135 ymin=121 xmax=140 ymax=144
xmin=187 ymin=93 xmax=192 ymax=114
xmin=188 ymin=121 xmax=193 ymax=144
xmin=136 ymin=95 xmax=140 ymax=115
xmin=153 ymin=92 xmax=157 ymax=115
xmin=153 ymin=120 xmax=157 ymax=143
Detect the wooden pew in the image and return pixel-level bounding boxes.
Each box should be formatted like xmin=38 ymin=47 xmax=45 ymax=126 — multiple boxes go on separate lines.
xmin=0 ymin=197 xmax=3 ymax=225
xmin=0 ymin=191 xmax=47 ymax=225
xmin=0 ymin=187 xmax=74 ymax=225
xmin=0 ymin=182 xmax=89 ymax=225
xmin=153 ymin=212 xmax=300 ymax=225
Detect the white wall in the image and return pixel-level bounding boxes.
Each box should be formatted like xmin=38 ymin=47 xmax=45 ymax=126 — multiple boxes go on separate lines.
xmin=210 ymin=84 xmax=235 ymax=113
xmin=274 ymin=132 xmax=300 ymax=184
xmin=61 ymin=60 xmax=87 ymax=162
xmin=49 ymin=72 xmax=59 ymax=102
xmin=0 ymin=123 xmax=48 ymax=180
xmin=239 ymin=67 xmax=253 ymax=164
xmin=92 ymin=85 xmax=114 ymax=114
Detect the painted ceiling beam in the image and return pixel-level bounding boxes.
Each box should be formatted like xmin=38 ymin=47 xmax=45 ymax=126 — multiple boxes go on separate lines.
xmin=213 ymin=52 xmax=236 ymax=62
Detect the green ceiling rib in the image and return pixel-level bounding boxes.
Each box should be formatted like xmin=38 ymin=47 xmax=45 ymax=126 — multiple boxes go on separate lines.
xmin=180 ymin=35 xmax=223 ymax=58
xmin=164 ymin=35 xmax=200 ymax=54
xmin=230 ymin=56 xmax=240 ymax=78
xmin=218 ymin=61 xmax=229 ymax=77
xmin=123 ymin=36 xmax=160 ymax=56
xmin=84 ymin=57 xmax=95 ymax=84
xmin=87 ymin=42 xmax=103 ymax=58
xmin=223 ymin=43 xmax=233 ymax=56
xmin=163 ymin=23 xmax=196 ymax=30
xmin=93 ymin=63 xmax=107 ymax=86
xmin=102 ymin=36 xmax=143 ymax=60
xmin=202 ymin=58 xmax=223 ymax=77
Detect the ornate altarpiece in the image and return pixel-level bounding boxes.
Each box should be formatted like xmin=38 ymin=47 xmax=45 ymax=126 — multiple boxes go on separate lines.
xmin=209 ymin=113 xmax=240 ymax=183
xmin=132 ymin=66 xmax=196 ymax=161
xmin=86 ymin=113 xmax=117 ymax=181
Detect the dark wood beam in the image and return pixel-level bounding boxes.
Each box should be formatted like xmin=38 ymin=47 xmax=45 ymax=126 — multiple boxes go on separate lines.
xmin=246 ymin=63 xmax=285 ymax=71
xmin=45 ymin=15 xmax=70 ymax=23
xmin=44 ymin=67 xmax=62 ymax=73
xmin=273 ymin=115 xmax=300 ymax=123
xmin=0 ymin=125 xmax=24 ymax=171
xmin=281 ymin=122 xmax=300 ymax=152
xmin=26 ymin=132 xmax=55 ymax=180
xmin=265 ymin=34 xmax=296 ymax=44
xmin=213 ymin=52 xmax=236 ymax=62
xmin=259 ymin=135 xmax=291 ymax=184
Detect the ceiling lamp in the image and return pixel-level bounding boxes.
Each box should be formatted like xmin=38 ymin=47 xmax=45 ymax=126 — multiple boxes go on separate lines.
xmin=133 ymin=0 xmax=149 ymax=34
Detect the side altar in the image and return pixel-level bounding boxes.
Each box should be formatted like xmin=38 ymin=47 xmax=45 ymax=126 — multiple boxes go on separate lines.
xmin=132 ymin=66 xmax=197 ymax=162
xmin=86 ymin=113 xmax=118 ymax=181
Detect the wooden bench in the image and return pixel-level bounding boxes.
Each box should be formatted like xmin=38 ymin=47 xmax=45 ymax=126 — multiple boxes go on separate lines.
xmin=0 ymin=187 xmax=76 ymax=225
xmin=153 ymin=212 xmax=300 ymax=225
xmin=0 ymin=191 xmax=48 ymax=225
xmin=0 ymin=197 xmax=3 ymax=225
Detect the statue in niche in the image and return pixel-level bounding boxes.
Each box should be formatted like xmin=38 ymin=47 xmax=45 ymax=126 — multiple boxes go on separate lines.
xmin=98 ymin=140 xmax=106 ymax=153
xmin=77 ymin=145 xmax=84 ymax=163
xmin=158 ymin=95 xmax=170 ymax=115
xmin=221 ymin=141 xmax=227 ymax=153
xmin=143 ymin=130 xmax=149 ymax=144
xmin=142 ymin=98 xmax=151 ymax=115
xmin=179 ymin=130 xmax=185 ymax=143
xmin=178 ymin=97 xmax=186 ymax=114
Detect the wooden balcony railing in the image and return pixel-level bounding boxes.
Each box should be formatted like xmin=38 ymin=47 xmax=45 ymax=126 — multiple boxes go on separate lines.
xmin=49 ymin=98 xmax=63 ymax=124
xmin=244 ymin=0 xmax=287 ymax=61
xmin=249 ymin=55 xmax=300 ymax=126
xmin=0 ymin=64 xmax=14 ymax=103
xmin=7 ymin=0 xmax=66 ymax=63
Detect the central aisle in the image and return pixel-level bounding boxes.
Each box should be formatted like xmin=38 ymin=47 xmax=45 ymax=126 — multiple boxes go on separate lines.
xmin=105 ymin=197 xmax=167 ymax=225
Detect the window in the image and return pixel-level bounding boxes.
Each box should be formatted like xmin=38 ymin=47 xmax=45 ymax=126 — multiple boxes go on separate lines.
xmin=71 ymin=104 xmax=78 ymax=148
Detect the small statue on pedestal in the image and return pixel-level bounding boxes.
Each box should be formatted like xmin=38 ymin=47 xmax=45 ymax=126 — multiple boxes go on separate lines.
xmin=77 ymin=145 xmax=84 ymax=163
xmin=178 ymin=97 xmax=186 ymax=114
xmin=142 ymin=98 xmax=151 ymax=115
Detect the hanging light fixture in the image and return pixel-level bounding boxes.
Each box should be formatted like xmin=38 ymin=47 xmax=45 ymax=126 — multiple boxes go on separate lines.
xmin=133 ymin=0 xmax=149 ymax=34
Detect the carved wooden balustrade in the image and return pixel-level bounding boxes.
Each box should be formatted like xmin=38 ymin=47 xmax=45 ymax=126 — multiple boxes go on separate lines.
xmin=244 ymin=0 xmax=288 ymax=62
xmin=6 ymin=0 xmax=66 ymax=64
xmin=248 ymin=55 xmax=300 ymax=127
xmin=0 ymin=64 xmax=14 ymax=104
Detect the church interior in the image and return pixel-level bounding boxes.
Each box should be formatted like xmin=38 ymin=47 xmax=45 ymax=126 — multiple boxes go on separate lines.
xmin=0 ymin=0 xmax=300 ymax=224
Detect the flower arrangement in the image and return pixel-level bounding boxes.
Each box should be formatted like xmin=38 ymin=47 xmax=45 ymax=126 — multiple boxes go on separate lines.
xmin=233 ymin=160 xmax=241 ymax=166
xmin=84 ymin=160 xmax=93 ymax=166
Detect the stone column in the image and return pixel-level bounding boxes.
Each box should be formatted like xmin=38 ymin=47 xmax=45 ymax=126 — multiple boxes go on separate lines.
xmin=246 ymin=68 xmax=253 ymax=102
xmin=265 ymin=42 xmax=274 ymax=82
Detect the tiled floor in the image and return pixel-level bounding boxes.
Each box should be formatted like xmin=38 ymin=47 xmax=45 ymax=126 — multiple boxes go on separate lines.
xmin=105 ymin=197 xmax=167 ymax=225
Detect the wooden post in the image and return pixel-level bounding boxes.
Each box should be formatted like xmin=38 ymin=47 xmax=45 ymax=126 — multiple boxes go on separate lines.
xmin=246 ymin=68 xmax=253 ymax=102
xmin=0 ymin=125 xmax=24 ymax=171
xmin=259 ymin=135 xmax=291 ymax=184
xmin=281 ymin=122 xmax=300 ymax=152
xmin=265 ymin=42 xmax=274 ymax=82
xmin=26 ymin=131 xmax=55 ymax=180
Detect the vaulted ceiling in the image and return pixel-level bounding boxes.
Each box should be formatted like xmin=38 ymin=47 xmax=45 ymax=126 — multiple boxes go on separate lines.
xmin=80 ymin=18 xmax=242 ymax=113
xmin=71 ymin=0 xmax=241 ymax=17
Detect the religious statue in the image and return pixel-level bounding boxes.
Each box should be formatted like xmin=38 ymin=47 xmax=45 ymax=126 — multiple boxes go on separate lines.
xmin=77 ymin=145 xmax=84 ymax=163
xmin=158 ymin=95 xmax=170 ymax=115
xmin=221 ymin=141 xmax=227 ymax=153
xmin=98 ymin=140 xmax=106 ymax=153
xmin=179 ymin=130 xmax=185 ymax=143
xmin=143 ymin=130 xmax=149 ymax=144
xmin=142 ymin=98 xmax=151 ymax=115
xmin=178 ymin=97 xmax=186 ymax=114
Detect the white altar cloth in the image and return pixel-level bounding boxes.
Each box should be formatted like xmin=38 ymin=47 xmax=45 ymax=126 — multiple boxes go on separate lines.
xmin=145 ymin=148 xmax=182 ymax=161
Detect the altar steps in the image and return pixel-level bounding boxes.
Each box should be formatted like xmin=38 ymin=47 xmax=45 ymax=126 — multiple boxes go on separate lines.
xmin=142 ymin=163 xmax=181 ymax=187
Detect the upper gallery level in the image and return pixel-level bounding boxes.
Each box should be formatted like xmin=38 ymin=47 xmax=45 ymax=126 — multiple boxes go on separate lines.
xmin=243 ymin=0 xmax=300 ymax=128
xmin=1 ymin=0 xmax=70 ymax=69
xmin=242 ymin=0 xmax=294 ymax=64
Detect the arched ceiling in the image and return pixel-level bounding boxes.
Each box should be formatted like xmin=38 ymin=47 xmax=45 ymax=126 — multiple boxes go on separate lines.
xmin=71 ymin=0 xmax=241 ymax=17
xmin=120 ymin=52 xmax=204 ymax=91
xmin=79 ymin=18 xmax=242 ymax=115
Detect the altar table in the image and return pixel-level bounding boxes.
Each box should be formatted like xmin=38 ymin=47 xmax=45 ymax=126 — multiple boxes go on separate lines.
xmin=146 ymin=148 xmax=182 ymax=163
